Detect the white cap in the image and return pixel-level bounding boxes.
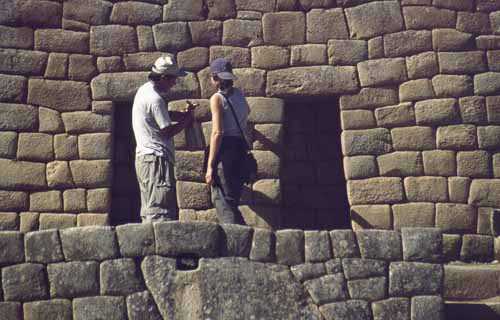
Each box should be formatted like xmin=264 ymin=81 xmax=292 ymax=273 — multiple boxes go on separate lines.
xmin=152 ymin=54 xmax=186 ymax=77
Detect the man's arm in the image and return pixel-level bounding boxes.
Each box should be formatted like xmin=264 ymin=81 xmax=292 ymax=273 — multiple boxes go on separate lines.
xmin=160 ymin=112 xmax=193 ymax=138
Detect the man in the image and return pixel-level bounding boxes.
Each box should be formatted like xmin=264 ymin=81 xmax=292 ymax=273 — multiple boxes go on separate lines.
xmin=132 ymin=54 xmax=194 ymax=222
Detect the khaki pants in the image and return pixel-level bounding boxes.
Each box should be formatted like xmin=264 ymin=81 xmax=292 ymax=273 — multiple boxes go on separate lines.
xmin=135 ymin=154 xmax=177 ymax=222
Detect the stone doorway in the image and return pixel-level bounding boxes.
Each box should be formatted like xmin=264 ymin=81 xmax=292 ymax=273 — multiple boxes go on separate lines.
xmin=111 ymin=103 xmax=141 ymax=225
xmin=281 ymin=99 xmax=350 ymax=230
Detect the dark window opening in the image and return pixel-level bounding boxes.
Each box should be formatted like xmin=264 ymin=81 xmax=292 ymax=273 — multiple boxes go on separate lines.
xmin=281 ymin=98 xmax=350 ymax=230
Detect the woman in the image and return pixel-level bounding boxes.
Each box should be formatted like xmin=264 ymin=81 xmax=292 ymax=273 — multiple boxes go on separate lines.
xmin=205 ymin=58 xmax=250 ymax=224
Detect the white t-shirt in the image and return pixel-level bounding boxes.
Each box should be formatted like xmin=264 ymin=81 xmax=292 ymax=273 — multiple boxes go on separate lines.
xmin=132 ymin=81 xmax=175 ymax=162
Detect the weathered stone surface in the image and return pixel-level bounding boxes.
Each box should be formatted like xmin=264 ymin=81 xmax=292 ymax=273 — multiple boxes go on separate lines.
xmin=303 ymin=231 xmax=331 ymax=262
xmin=16 ymin=133 xmax=53 ymax=162
xmin=28 ymin=79 xmax=90 ymax=112
xmin=402 ymin=228 xmax=442 ymax=263
xmin=320 ymin=300 xmax=371 ymax=320
xmin=358 ymin=58 xmax=407 ymax=87
xmin=163 ymin=0 xmax=205 ymax=21
xmin=390 ymin=261 xmax=443 ymax=296
xmin=253 ymin=179 xmax=281 ymax=205
xmin=457 ymin=12 xmax=491 ymax=34
xmin=459 ymin=96 xmax=487 ymax=124
xmin=488 ymin=50 xmax=500 ymax=72
xmin=77 ymin=214 xmax=109 ymax=227
xmin=460 ymin=234 xmax=493 ymax=262
xmin=142 ymin=256 xmax=318 ymax=319
xmin=63 ymin=0 xmax=112 ymax=25
xmin=0 ymin=132 xmax=17 ymax=159
xmin=342 ymin=258 xmax=386 ymax=280
xmin=267 ymin=66 xmax=359 ymax=97
xmin=0 ymin=191 xmax=27 ymax=212
xmin=487 ymin=96 xmax=500 ymax=123
xmin=0 ymin=231 xmax=24 ymax=264
xmin=70 ymin=160 xmax=112 ymax=188
xmin=343 ymin=156 xmax=378 ymax=179
xmin=23 ymin=299 xmax=72 ymax=320
xmin=136 ymin=26 xmax=155 ymax=52
xmin=433 ymin=75 xmax=473 ymax=98
xmin=434 ymin=0 xmax=473 ymax=10
xmin=0 ymin=26 xmax=33 ymax=49
xmin=436 ymin=203 xmax=476 ymax=233
xmin=415 ymin=99 xmax=460 ymax=126
xmin=439 ymin=51 xmax=487 ymax=74
xmin=116 ymin=223 xmax=155 ymax=257
xmin=437 ymin=125 xmax=477 ymax=150
xmin=469 ymin=180 xmax=500 ymax=207
xmin=253 ymin=124 xmax=283 ymax=151
xmin=330 ymin=230 xmax=360 ymax=258
xmin=0 ymin=0 xmax=62 ymax=28
xmin=0 ymin=159 xmax=46 ymax=190
xmin=422 ymin=150 xmax=456 ymax=176
xmin=0 ymin=49 xmax=47 ymax=76
xmin=222 ymin=19 xmax=262 ymax=47
xmin=0 ymin=213 xmax=18 ymax=231
xmin=0 ymin=103 xmax=38 ymax=131
xmin=348 ymin=178 xmax=404 ymax=205
xmin=220 ymin=224 xmax=253 ymax=257
xmin=368 ymin=36 xmax=384 ymax=59
xmin=304 ymin=273 xmax=348 ymax=304
xmin=276 ymin=229 xmax=304 ymax=266
xmin=78 ymin=133 xmax=112 ymax=160
xmin=411 ymin=296 xmax=445 ymax=320
xmin=121 ymin=52 xmax=162 ymax=72
xmin=249 ymin=228 xmax=274 ymax=262
xmin=403 ymin=7 xmax=456 ymax=29
xmin=0 ymin=74 xmax=26 ymax=103
xmin=263 ymin=12 xmax=305 ymax=46
xmin=290 ymin=263 xmax=326 ymax=282
xmin=39 ymin=107 xmax=63 ymax=133
xmin=30 ymin=191 xmax=62 ymax=212
xmin=432 ymin=29 xmax=473 ymax=51
xmin=350 ymin=204 xmax=392 ymax=230
xmin=475 ymin=72 xmax=500 ymax=95
xmin=384 ymin=30 xmax=432 ymax=57
xmin=341 ymin=110 xmax=375 ymax=130
xmin=347 ymin=277 xmax=386 ymax=301
xmin=357 ymin=230 xmax=402 ymax=261
xmin=307 ymin=9 xmax=349 ymax=43
xmin=448 ymin=177 xmax=470 ymax=203
xmin=110 ymin=2 xmax=161 ymax=25
xmin=477 ymin=35 xmax=500 ymax=49
xmin=73 ymin=296 xmax=126 ymax=320
xmin=209 ymin=46 xmax=249 ymax=68
xmin=63 ymin=112 xmax=112 ymax=134
xmin=392 ymin=203 xmax=435 ymax=230
xmin=100 ymin=258 xmax=144 ymax=295
xmin=62 ymin=18 xmax=90 ymax=32
xmin=442 ymin=234 xmax=461 ymax=262
xmin=457 ymin=151 xmax=491 ymax=178
xmin=39 ymin=214 xmax=77 ymax=230
xmin=404 ymin=177 xmax=448 ymax=202
xmin=19 ymin=212 xmax=39 ymax=233
xmin=341 ymin=87 xmax=399 ymax=110
xmin=253 ymin=150 xmax=280 ymax=179
xmin=372 ymin=298 xmax=410 ymax=320
xmin=47 ymin=261 xmax=99 ymax=298
xmin=174 ymin=151 xmax=204 ymax=182
xmin=478 ymin=126 xmax=500 ymax=149
xmin=345 ymin=2 xmax=404 ymax=39
xmin=342 ymin=128 xmax=392 ymax=156
xmin=54 ymin=134 xmax=78 ymax=160
xmin=35 ymin=29 xmax=88 ymax=54
xmin=377 ymin=152 xmax=423 ymax=177
xmin=96 ymin=56 xmax=124 ymax=73
xmin=60 ymin=226 xmax=117 ymax=261
xmin=328 ymin=40 xmax=367 ymax=65
xmin=86 ymin=188 xmax=110 ymax=212
xmin=68 ymin=54 xmax=97 ymax=82
xmin=126 ymin=291 xmax=162 ymax=320
xmin=325 ymin=259 xmax=342 ymax=274
xmin=25 ymin=230 xmax=63 ymax=264
xmin=406 ymin=51 xmax=439 ymax=79
xmin=399 ymin=80 xmax=434 ymax=102
xmin=176 ymin=181 xmax=211 ymax=209
xmin=233 ymin=68 xmax=266 ymax=96
xmin=251 ymin=46 xmax=290 ymax=69
xmin=444 ymin=265 xmax=498 ymax=300
xmin=2 ymin=263 xmax=48 ymax=302
xmin=91 ymin=72 xmax=147 ymax=101
xmin=90 ymin=25 xmax=138 ymax=55
xmin=291 ymin=44 xmax=327 ymax=66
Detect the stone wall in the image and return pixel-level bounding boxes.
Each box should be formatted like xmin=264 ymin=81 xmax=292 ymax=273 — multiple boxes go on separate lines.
xmin=2 ymin=0 xmax=500 ymax=235
xmin=3 ymin=223 xmax=486 ymax=320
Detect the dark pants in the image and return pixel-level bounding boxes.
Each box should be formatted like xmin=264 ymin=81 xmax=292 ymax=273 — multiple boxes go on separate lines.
xmin=212 ymin=137 xmax=246 ymax=224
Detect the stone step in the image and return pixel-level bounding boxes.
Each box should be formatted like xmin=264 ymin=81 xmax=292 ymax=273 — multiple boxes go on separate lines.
xmin=445 ymin=297 xmax=500 ymax=320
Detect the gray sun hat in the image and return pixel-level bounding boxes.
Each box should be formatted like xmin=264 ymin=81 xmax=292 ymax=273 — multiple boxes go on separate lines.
xmin=210 ymin=58 xmax=237 ymax=80
xmin=152 ymin=54 xmax=187 ymax=77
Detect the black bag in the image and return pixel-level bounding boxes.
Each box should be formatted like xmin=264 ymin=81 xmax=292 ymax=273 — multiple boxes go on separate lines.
xmin=203 ymin=92 xmax=257 ymax=184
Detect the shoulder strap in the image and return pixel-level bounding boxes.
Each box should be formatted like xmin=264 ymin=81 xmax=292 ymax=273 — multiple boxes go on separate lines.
xmin=220 ymin=92 xmax=250 ymax=150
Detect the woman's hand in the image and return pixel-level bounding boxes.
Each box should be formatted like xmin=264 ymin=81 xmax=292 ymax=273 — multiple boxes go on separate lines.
xmin=205 ymin=168 xmax=214 ymax=185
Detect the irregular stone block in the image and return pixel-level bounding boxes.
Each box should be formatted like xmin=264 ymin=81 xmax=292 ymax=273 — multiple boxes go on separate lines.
xmin=16 ymin=133 xmax=53 ymax=162
xmin=276 ymin=229 xmax=304 ymax=266
xmin=90 ymin=25 xmax=138 ymax=55
xmin=392 ymin=203 xmax=435 ymax=230
xmin=406 ymin=51 xmax=438 ymax=79
xmin=341 ymin=128 xmax=392 ymax=156
xmin=457 ymin=12 xmax=491 ymax=34
xmin=0 ymin=0 xmax=62 ymax=28
xmin=307 ymin=9 xmax=348 ymax=43
xmin=100 ymin=258 xmax=144 ymax=295
xmin=154 ymin=221 xmax=221 ymax=257
xmin=368 ymin=36 xmax=384 ymax=59
xmin=60 ymin=226 xmax=117 ymax=261
xmin=345 ymin=2 xmax=404 ymax=39
xmin=34 ymin=29 xmax=88 ymax=54
xmin=478 ymin=126 xmax=500 ymax=149
xmin=477 ymin=35 xmax=500 ymax=49
xmin=73 ymin=296 xmax=126 ymax=320
xmin=0 ymin=26 xmax=33 ymax=49
xmin=39 ymin=107 xmax=64 ymax=133
xmin=290 ymin=44 xmax=327 ymax=66
xmin=340 ymin=87 xmax=398 ymax=110
xmin=164 ymin=0 xmax=206 ymax=21
xmin=39 ymin=214 xmax=77 ymax=230
xmin=347 ymin=178 xmax=404 ymax=205
xmin=116 ymin=223 xmax=155 ymax=257
xmin=63 ymin=0 xmax=112 ymax=25
xmin=415 ymin=98 xmax=460 ymax=126
xmin=328 ymin=40 xmax=367 ymax=65
xmin=30 ymin=191 xmax=62 ymax=212
xmin=233 ymin=68 xmax=266 ymax=96
xmin=350 ymin=205 xmax=392 ymax=230
xmin=222 ymin=19 xmax=261 ymax=47
xmin=0 ymin=191 xmax=28 ymax=211
xmin=0 ymin=132 xmax=17 ymax=159
xmin=54 ymin=134 xmax=78 ymax=160
xmin=188 ymin=20 xmax=222 ymax=47
xmin=377 ymin=152 xmax=423 ymax=177
xmin=325 ymin=259 xmax=342 ymax=274
xmin=0 ymin=74 xmax=26 ymax=103
xmin=342 ymin=258 xmax=386 ymax=280
xmin=253 ymin=124 xmax=283 ymax=151
xmin=341 ymin=110 xmax=375 ymax=130
xmin=432 ymin=28 xmax=473 ymax=51
xmin=77 ymin=214 xmax=109 ymax=227
xmin=457 ymin=150 xmax=491 ymax=178
xmin=343 ymin=156 xmax=378 ymax=179
xmin=304 ymin=274 xmax=348 ymax=304
xmin=411 ymin=296 xmax=445 ymax=320
xmin=437 ymin=124 xmax=477 ymax=150
xmin=91 ymin=72 xmax=148 ymax=101
xmin=25 ymin=230 xmax=63 ymax=264
xmin=402 ymin=228 xmax=442 ymax=263
xmin=2 ymin=263 xmax=48 ymax=301
xmin=436 ymin=203 xmax=476 ymax=233
xmin=422 ymin=150 xmax=456 ymax=176
xmin=434 ymin=0 xmax=473 ymax=10
xmin=304 ymin=231 xmax=331 ymax=262
xmin=459 ymin=96 xmax=487 ymax=124
xmin=0 ymin=231 xmax=24 ymax=264
xmin=0 ymin=159 xmax=46 ymax=190
xmin=448 ymin=177 xmax=470 ymax=203
xmin=404 ymin=177 xmax=448 ymax=202
xmin=487 ymin=96 xmax=500 ymax=124
xmin=176 ymin=181 xmax=211 ymax=209
xmin=250 ymin=46 xmax=287 ymax=70
xmin=488 ymin=50 xmax=500 ymax=72
xmin=262 ymin=12 xmax=305 ymax=46
xmin=267 ymin=66 xmax=359 ymax=97
xmin=19 ymin=212 xmax=39 ymax=234
xmin=399 ymin=79 xmax=435 ymax=102
xmin=70 ymin=160 xmax=112 ymax=188
xmin=46 ymin=161 xmax=74 ymax=189
xmin=0 ymin=213 xmax=18 ymax=231
xmin=475 ymin=72 xmax=500 ymax=95
xmin=110 ymin=2 xmax=161 ymax=25
xmin=221 ymin=224 xmax=253 ymax=257
xmin=460 ymin=234 xmax=493 ymax=262
xmin=126 ymin=291 xmax=162 ymax=320
xmin=347 ymin=277 xmax=386 ymax=301
xmin=444 ymin=265 xmax=498 ymax=300
xmin=47 ymin=261 xmax=98 ymax=298
xmin=390 ymin=261 xmax=443 ymax=296
xmin=320 ymin=300 xmax=371 ymax=320
xmin=253 ymin=150 xmax=280 ymax=179
xmin=0 ymin=103 xmax=38 ymax=131
xmin=86 ymin=188 xmax=110 ymax=213
xmin=384 ymin=30 xmax=432 ymax=57
xmin=209 ymin=46 xmax=249 ymax=68
xmin=442 ymin=234 xmax=461 ymax=262
xmin=372 ymin=298 xmax=410 ymax=320
xmin=358 ymin=58 xmax=408 ymax=87
xmin=249 ymin=228 xmax=274 ymax=262
xmin=356 ymin=230 xmax=402 ymax=261
xmin=403 ymin=7 xmax=456 ymax=29
xmin=96 ymin=56 xmax=124 ymax=73
xmin=330 ymin=230 xmax=360 ymax=258
xmin=78 ymin=133 xmax=112 ymax=160
xmin=439 ymin=51 xmax=487 ymax=74
xmin=290 ymin=263 xmax=326 ymax=282
xmin=23 ymin=299 xmax=72 ymax=320
xmin=433 ymin=74 xmax=473 ymax=98
xmin=28 ymin=79 xmax=90 ymax=112
xmin=0 ymin=49 xmax=47 ymax=76
xmin=68 ymin=54 xmax=97 ymax=82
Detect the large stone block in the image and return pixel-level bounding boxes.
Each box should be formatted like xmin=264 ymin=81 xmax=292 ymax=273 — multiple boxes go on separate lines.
xmin=91 ymin=72 xmax=147 ymax=101
xmin=276 ymin=229 xmax=304 ymax=266
xmin=0 ymin=0 xmax=62 ymax=28
xmin=342 ymin=128 xmax=392 ymax=156
xmin=377 ymin=152 xmax=423 ymax=177
xmin=404 ymin=177 xmax=448 ymax=202
xmin=25 ymin=230 xmax=63 ymax=264
xmin=110 ymin=2 xmax=161 ymax=25
xmin=0 ymin=132 xmax=17 ymax=159
xmin=291 ymin=263 xmax=326 ymax=282
xmin=220 ymin=224 xmax=253 ymax=257
xmin=384 ymin=30 xmax=432 ymax=57
xmin=340 ymin=87 xmax=398 ymax=110
xmin=307 ymin=9 xmax=348 ymax=43
xmin=17 ymin=133 xmax=53 ymax=162
xmin=304 ymin=231 xmax=332 ymax=262
xmin=68 ymin=54 xmax=97 ymax=82
xmin=126 ymin=291 xmax=162 ymax=320
xmin=0 ymin=191 xmax=28 ymax=211
xmin=100 ymin=258 xmax=144 ymax=295
xmin=477 ymin=35 xmax=500 ymax=49
xmin=437 ymin=124 xmax=477 ymax=150
xmin=222 ymin=19 xmax=261 ymax=47
xmin=460 ymin=234 xmax=494 ymax=262
xmin=39 ymin=214 xmax=77 ymax=230
xmin=78 ymin=133 xmax=111 ymax=160
xmin=341 ymin=110 xmax=376 ymax=130
xmin=343 ymin=156 xmax=378 ymax=179
xmin=62 ymin=111 xmax=112 ymax=133
xmin=439 ymin=51 xmax=487 ymax=74
xmin=475 ymin=72 xmax=500 ymax=95
xmin=0 ymin=26 xmax=33 ymax=49
xmin=487 ymin=96 xmax=500 ymax=123
xmin=116 ymin=223 xmax=155 ymax=257
xmin=389 ymin=262 xmax=443 ymax=296
xmin=90 ymin=25 xmax=138 ymax=56
xmin=30 ymin=191 xmax=62 ymax=212
xmin=457 ymin=12 xmax=491 ymax=34
xmin=153 ymin=22 xmax=191 ymax=52
xmin=444 ymin=265 xmax=498 ymax=300
xmin=73 ymin=296 xmax=126 ymax=320
xmin=0 ymin=49 xmax=47 ymax=76
xmin=469 ymin=179 xmax=500 ymax=207
xmin=320 ymin=300 xmax=371 ymax=320
xmin=233 ymin=68 xmax=266 ymax=96
xmin=348 ymin=178 xmax=404 ymax=205
xmin=39 ymin=107 xmax=64 ymax=133
xmin=432 ymin=28 xmax=473 ymax=51
xmin=459 ymin=96 xmax=487 ymax=124
xmin=34 ymin=29 xmax=88 ymax=54
xmin=70 ymin=160 xmax=112 ymax=188
xmin=350 ymin=205 xmax=392 ymax=230
xmin=176 ymin=181 xmax=211 ymax=209
xmin=19 ymin=212 xmax=39 ymax=233
xmin=267 ymin=66 xmax=359 ymax=97
xmin=432 ymin=75 xmax=473 ymax=98
xmin=0 ymin=159 xmax=46 ymax=190
xmin=96 ymin=56 xmax=124 ymax=73
xmin=329 ymin=230 xmax=360 ymax=258
xmin=54 ymin=134 xmax=78 ymax=160
xmin=0 ymin=103 xmax=38 ymax=131
xmin=345 ymin=2 xmax=404 ymax=39
xmin=415 ymin=99 xmax=460 ymax=126
xmin=457 ymin=151 xmax=491 ymax=178
xmin=328 ymin=40 xmax=367 ymax=66
xmin=356 ymin=230 xmax=402 ymax=261
xmin=63 ymin=0 xmax=112 ymax=25
xmin=177 ymin=47 xmax=209 ymax=71
xmin=163 ymin=0 xmax=204 ymax=21
xmin=290 ymin=44 xmax=327 ymax=66
xmin=23 ymin=300 xmax=72 ymax=320
xmin=478 ymin=126 xmax=500 ymax=149
xmin=251 ymin=46 xmax=289 ymax=70
xmin=28 ymin=79 xmax=90 ymax=112
xmin=358 ymin=58 xmax=408 ymax=87
xmin=304 ymin=274 xmax=348 ymax=304
xmin=347 ymin=277 xmax=386 ymax=301
xmin=263 ymin=12 xmax=305 ymax=46
xmin=422 ymin=150 xmax=456 ymax=176
xmin=0 ymin=74 xmax=26 ymax=103
xmin=60 ymin=226 xmax=118 ymax=261
xmin=0 ymin=212 xmax=19 ymax=231
xmin=448 ymin=177 xmax=470 ymax=204
xmin=411 ymin=296 xmax=444 ymax=320
xmin=0 ymin=231 xmax=24 ymax=264
xmin=403 ymin=7 xmax=456 ymax=29
xmin=249 ymin=228 xmax=274 ymax=262
xmin=342 ymin=258 xmax=386 ymax=280
xmin=406 ymin=51 xmax=438 ymax=79
xmin=399 ymin=79 xmax=435 ymax=102
xmin=375 ymin=103 xmax=415 ymax=129
xmin=392 ymin=203 xmax=435 ymax=230
xmin=402 ymin=228 xmax=442 ymax=263
xmin=253 ymin=150 xmax=280 ymax=179
xmin=2 ymin=263 xmax=48 ymax=301
xmin=436 ymin=203 xmax=476 ymax=233
xmin=154 ymin=221 xmax=222 ymax=257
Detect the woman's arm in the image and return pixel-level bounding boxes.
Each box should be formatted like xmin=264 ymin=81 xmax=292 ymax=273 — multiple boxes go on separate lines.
xmin=205 ymin=94 xmax=224 ymax=185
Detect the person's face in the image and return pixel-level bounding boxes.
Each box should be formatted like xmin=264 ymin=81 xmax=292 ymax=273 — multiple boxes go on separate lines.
xmin=210 ymin=76 xmax=220 ymax=87
xmin=157 ymin=75 xmax=178 ymax=91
